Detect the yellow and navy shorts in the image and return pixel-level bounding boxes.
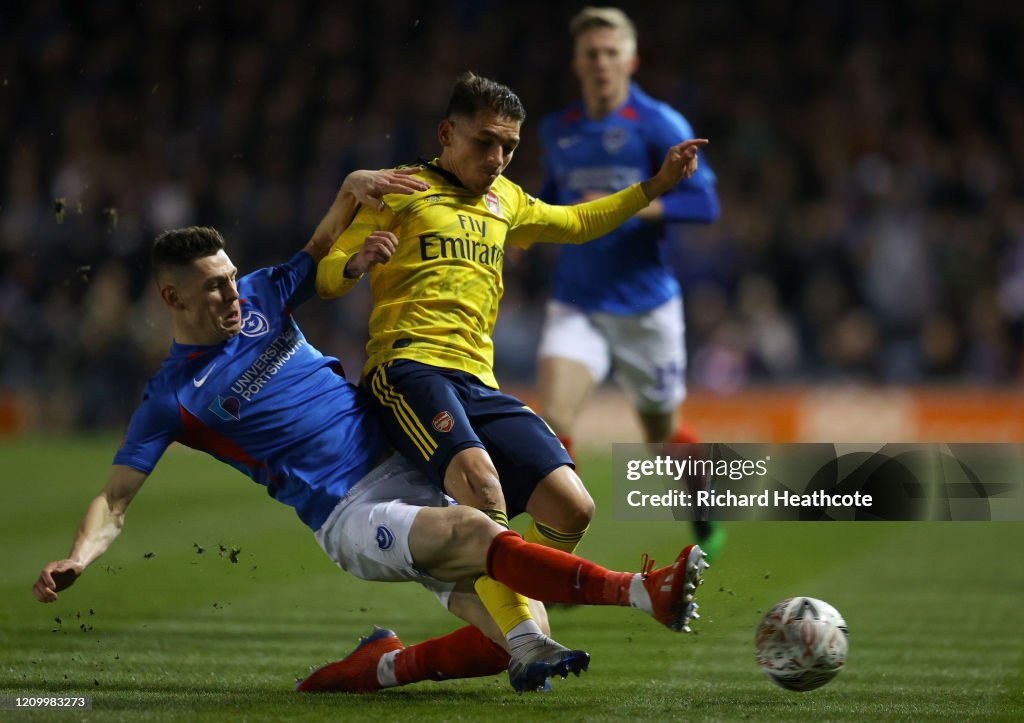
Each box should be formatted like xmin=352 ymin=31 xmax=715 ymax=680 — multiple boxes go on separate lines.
xmin=364 ymin=359 xmax=573 ymax=518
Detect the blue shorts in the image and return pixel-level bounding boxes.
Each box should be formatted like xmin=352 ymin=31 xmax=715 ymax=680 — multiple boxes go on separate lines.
xmin=364 ymin=359 xmax=573 ymax=518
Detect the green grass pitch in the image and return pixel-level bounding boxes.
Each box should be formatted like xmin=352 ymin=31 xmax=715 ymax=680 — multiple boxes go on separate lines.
xmin=1 ymin=437 xmax=1022 ymax=721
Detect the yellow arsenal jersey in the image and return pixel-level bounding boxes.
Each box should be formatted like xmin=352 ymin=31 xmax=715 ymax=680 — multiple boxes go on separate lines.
xmin=316 ymin=160 xmax=649 ymax=388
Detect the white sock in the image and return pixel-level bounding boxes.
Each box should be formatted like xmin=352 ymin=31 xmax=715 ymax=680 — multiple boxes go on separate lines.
xmin=628 ymin=573 xmax=653 ymax=613
xmin=507 ymin=619 xmax=546 ymax=659
xmin=377 ymin=649 xmax=400 ymax=688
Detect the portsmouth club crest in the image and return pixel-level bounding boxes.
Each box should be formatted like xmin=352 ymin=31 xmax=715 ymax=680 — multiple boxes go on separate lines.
xmin=240 ymin=309 xmax=270 ymax=337
xmin=485 ymin=191 xmax=502 ymax=217
xmin=375 ymin=525 xmax=395 ymax=550
xmin=602 ymin=126 xmax=628 ymax=154
xmin=432 ymin=410 xmax=455 ymax=433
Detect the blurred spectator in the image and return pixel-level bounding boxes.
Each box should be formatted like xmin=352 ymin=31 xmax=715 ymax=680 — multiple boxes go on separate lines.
xmin=1 ymin=0 xmax=1022 ymax=432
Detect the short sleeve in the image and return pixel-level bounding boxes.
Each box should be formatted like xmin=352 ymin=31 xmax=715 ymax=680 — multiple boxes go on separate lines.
xmin=112 ymin=380 xmax=182 ymax=474
xmin=268 ymin=251 xmax=317 ymax=310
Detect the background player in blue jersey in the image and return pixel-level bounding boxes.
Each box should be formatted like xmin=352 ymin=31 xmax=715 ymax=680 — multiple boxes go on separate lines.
xmin=30 ymin=168 xmax=708 ymax=694
xmin=536 ymin=7 xmax=725 ymax=558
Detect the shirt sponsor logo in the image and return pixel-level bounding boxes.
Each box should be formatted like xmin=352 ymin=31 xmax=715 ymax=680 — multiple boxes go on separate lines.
xmin=240 ymin=310 xmax=270 ymax=337
xmin=376 ymin=525 xmax=396 ymax=550
xmin=230 ymin=325 xmax=305 ymax=401
xmin=432 ymin=411 xmax=454 ymax=433
xmin=208 ymin=395 xmax=241 ymax=421
xmin=564 ymin=166 xmax=643 ymax=193
xmin=419 ymin=234 xmax=505 ymax=268
xmin=557 ymin=135 xmax=581 ymax=149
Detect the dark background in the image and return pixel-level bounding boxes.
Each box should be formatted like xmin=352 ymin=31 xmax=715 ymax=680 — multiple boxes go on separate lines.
xmin=2 ymin=0 xmax=1022 ymax=431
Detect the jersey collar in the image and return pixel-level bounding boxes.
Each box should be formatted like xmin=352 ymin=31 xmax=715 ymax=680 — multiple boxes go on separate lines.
xmin=418 ymin=157 xmax=471 ymax=191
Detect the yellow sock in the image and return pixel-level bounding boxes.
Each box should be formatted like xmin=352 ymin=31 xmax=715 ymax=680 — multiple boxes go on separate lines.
xmin=480 ymin=508 xmax=510 ymax=529
xmin=472 ymin=509 xmax=531 ymax=636
xmin=524 ymin=520 xmax=588 ymax=554
xmin=474 ymin=575 xmax=533 ymax=635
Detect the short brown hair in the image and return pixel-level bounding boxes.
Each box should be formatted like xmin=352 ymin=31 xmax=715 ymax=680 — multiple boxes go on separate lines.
xmin=444 ymin=71 xmax=526 ymax=122
xmin=569 ymin=7 xmax=637 ymax=56
xmin=151 ymin=226 xmax=225 ymax=281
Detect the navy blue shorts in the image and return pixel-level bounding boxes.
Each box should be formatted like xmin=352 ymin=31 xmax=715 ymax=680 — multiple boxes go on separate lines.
xmin=364 ymin=359 xmax=573 ymax=518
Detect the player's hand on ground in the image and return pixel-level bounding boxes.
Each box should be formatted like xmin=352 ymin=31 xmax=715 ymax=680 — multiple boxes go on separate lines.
xmin=642 ymin=139 xmax=708 ymax=198
xmin=345 ymin=231 xmax=400 ymax=277
xmin=32 ymin=560 xmax=83 ymax=603
xmin=345 ymin=168 xmax=430 ymax=211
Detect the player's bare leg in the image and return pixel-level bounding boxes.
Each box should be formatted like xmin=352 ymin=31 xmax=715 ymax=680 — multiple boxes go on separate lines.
xmin=301 ymin=505 xmax=708 ymax=693
xmin=538 ymin=356 xmax=597 ymax=452
xmin=525 ymin=466 xmax=595 ymax=552
xmin=427 ymin=470 xmax=582 ymax=690
xmin=533 ymin=357 xmax=597 ymax=558
xmin=638 ymin=407 xmax=678 ymax=446
xmin=443 ymin=446 xmax=508 ymax=524
xmin=449 ymin=589 xmax=576 ymax=693
xmin=296 ymin=596 xmax=555 ymax=693
xmin=448 ymin=587 xmax=551 ymax=644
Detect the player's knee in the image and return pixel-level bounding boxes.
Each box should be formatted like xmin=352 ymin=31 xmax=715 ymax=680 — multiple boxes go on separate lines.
xmin=468 ymin=472 xmax=505 ymax=510
xmin=446 ymin=452 xmax=506 ymax=510
xmin=528 ymin=468 xmax=595 ymax=532
xmin=537 ymin=491 xmax=594 ymax=533
xmin=446 ymin=505 xmax=502 ymax=558
xmin=559 ymin=495 xmax=595 ymax=532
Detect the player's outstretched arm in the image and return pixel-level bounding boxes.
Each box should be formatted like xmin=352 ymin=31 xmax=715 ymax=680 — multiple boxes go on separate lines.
xmin=639 ymin=138 xmax=708 ymax=201
xmin=509 ymin=139 xmax=710 ymax=249
xmin=32 ymin=465 xmax=148 ymax=603
xmin=304 ymin=168 xmax=429 ymax=263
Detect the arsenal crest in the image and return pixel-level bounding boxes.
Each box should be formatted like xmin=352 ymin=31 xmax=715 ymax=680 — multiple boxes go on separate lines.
xmin=485 ymin=191 xmax=502 ymax=217
xmin=432 ymin=411 xmax=455 ymax=433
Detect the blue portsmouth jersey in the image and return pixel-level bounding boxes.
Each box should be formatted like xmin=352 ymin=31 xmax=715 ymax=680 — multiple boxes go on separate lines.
xmin=539 ymin=82 xmax=719 ymax=314
xmin=113 ymin=251 xmax=390 ymax=531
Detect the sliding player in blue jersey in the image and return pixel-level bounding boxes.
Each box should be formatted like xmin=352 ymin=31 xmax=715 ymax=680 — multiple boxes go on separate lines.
xmin=536 ymin=7 xmax=725 ymax=559
xmin=31 ymin=168 xmax=708 ymax=695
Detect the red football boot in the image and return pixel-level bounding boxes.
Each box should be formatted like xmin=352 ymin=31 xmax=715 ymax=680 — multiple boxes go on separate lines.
xmin=642 ymin=544 xmax=709 ymax=632
xmin=296 ymin=627 xmax=403 ymax=693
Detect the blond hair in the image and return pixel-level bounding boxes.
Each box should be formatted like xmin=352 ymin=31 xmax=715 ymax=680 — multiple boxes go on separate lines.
xmin=569 ymin=7 xmax=637 ymax=56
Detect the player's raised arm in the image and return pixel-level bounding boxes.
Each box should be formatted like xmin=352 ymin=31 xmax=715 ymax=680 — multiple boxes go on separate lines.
xmin=32 ymin=464 xmax=148 ymax=603
xmin=508 ymin=139 xmax=709 ymax=248
xmin=304 ymin=168 xmax=429 ymax=264
xmin=639 ymin=138 xmax=708 ymax=200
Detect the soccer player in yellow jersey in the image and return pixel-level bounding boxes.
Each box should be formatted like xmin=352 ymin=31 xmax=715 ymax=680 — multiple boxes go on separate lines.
xmin=317 ymin=72 xmax=706 ymax=670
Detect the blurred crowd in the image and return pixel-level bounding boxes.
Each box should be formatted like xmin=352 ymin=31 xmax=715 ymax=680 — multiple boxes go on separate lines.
xmin=2 ymin=0 xmax=1022 ymax=431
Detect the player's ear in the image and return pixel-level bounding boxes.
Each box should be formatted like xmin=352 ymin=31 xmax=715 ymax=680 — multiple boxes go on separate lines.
xmin=629 ymin=53 xmax=640 ymax=74
xmin=438 ymin=119 xmax=453 ymax=147
xmin=160 ymin=284 xmax=182 ymax=309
